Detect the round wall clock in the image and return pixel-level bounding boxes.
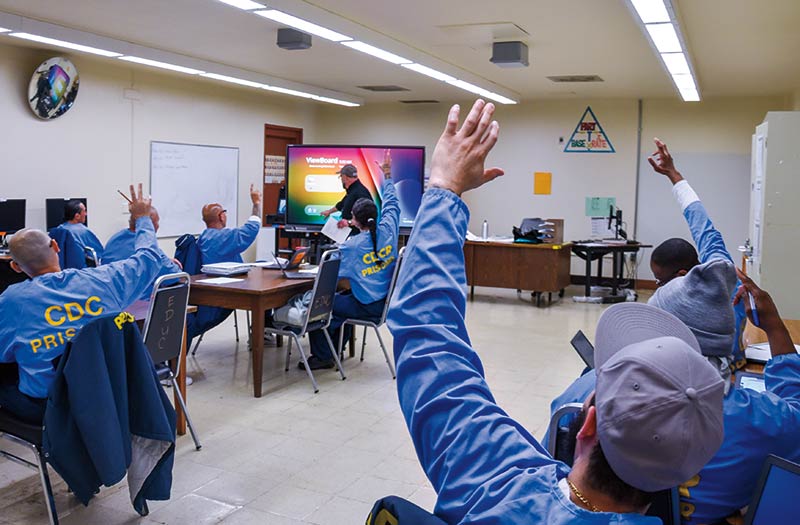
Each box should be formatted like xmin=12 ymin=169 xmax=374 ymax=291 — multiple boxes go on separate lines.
xmin=28 ymin=57 xmax=80 ymax=120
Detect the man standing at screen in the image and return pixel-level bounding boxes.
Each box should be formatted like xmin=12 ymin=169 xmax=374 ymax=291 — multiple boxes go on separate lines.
xmin=320 ymin=164 xmax=372 ymax=229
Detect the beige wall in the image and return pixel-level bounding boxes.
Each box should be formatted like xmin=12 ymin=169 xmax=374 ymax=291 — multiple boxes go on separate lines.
xmin=0 ymin=41 xmax=319 ymax=259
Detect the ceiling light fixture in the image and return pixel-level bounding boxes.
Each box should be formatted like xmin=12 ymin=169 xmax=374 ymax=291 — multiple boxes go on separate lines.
xmin=201 ymin=72 xmax=267 ymax=88
xmin=10 ymin=32 xmax=122 ymax=57
xmin=660 ymin=52 xmax=690 ymax=75
xmin=679 ymin=88 xmax=699 ymax=102
xmin=262 ymin=85 xmax=315 ymax=98
xmin=401 ymin=63 xmax=456 ymax=83
xmin=215 ymin=0 xmax=265 ymax=10
xmin=630 ymin=0 xmax=670 ymax=24
xmin=670 ymin=73 xmax=695 ymax=90
xmin=645 ymin=23 xmax=681 ymax=53
xmin=340 ymin=41 xmax=411 ymax=65
xmin=118 ymin=56 xmax=204 ymax=75
xmin=312 ymin=95 xmax=360 ymax=107
xmin=254 ymin=10 xmax=351 ymax=42
xmin=446 ymin=79 xmax=517 ymax=105
xmin=0 ymin=27 xmax=11 ymax=33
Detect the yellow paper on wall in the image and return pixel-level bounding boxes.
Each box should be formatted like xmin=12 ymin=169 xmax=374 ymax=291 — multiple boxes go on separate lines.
xmin=534 ymin=172 xmax=552 ymax=195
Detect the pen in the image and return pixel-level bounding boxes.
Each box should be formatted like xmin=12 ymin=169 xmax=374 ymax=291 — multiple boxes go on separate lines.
xmin=748 ymin=292 xmax=760 ymax=327
xmin=117 ymin=190 xmax=132 ymax=203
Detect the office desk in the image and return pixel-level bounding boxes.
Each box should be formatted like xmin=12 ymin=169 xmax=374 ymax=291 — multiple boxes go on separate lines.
xmin=189 ymin=269 xmax=315 ymax=398
xmin=571 ymin=242 xmax=652 ymax=303
xmin=464 ymin=241 xmax=572 ymax=305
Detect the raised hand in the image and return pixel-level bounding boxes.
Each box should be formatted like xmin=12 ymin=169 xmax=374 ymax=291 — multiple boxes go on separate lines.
xmin=128 ymin=183 xmax=152 ymax=220
xmin=428 ymin=99 xmax=503 ymax=196
xmin=375 ymin=148 xmax=392 ymax=178
xmin=647 ymin=138 xmax=683 ymax=184
xmin=250 ymin=184 xmax=262 ymax=205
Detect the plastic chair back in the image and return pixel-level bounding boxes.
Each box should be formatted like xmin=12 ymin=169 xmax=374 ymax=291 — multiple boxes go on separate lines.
xmin=142 ymin=273 xmax=190 ymax=364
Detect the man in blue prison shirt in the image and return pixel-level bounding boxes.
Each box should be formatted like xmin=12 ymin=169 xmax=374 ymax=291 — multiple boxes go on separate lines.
xmin=548 ymin=139 xmax=800 ymax=524
xmin=0 ymin=185 xmax=162 ymax=423
xmin=103 ymin=206 xmax=182 ymax=300
xmin=386 ymin=100 xmax=726 ymax=525
xmin=198 ymin=184 xmax=261 ymax=265
xmin=59 ymin=199 xmax=105 ymax=260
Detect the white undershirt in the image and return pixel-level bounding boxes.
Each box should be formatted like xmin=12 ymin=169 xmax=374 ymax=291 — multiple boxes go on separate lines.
xmin=672 ymin=179 xmax=700 ymax=212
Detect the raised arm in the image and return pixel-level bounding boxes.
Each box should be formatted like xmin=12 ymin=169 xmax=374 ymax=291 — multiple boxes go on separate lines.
xmin=388 ymin=101 xmax=556 ymax=523
xmin=375 ymin=150 xmax=400 ymax=249
xmin=648 ymin=139 xmax=732 ymax=263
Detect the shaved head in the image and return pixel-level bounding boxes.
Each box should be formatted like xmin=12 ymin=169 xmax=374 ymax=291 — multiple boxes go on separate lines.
xmin=9 ymin=229 xmax=60 ymax=277
xmin=202 ymin=203 xmax=226 ymax=228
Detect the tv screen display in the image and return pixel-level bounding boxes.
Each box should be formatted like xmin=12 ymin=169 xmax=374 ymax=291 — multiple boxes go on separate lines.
xmin=0 ymin=199 xmax=26 ymax=234
xmin=286 ymin=145 xmax=424 ymax=230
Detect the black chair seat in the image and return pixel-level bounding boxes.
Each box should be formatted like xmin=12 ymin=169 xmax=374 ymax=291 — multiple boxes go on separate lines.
xmin=0 ymin=407 xmax=43 ymax=447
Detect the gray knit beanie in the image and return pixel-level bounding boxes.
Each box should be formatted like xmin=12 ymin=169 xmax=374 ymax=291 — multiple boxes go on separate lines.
xmin=648 ymin=258 xmax=737 ymax=357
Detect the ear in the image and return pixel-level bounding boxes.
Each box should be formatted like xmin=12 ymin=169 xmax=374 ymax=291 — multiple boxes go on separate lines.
xmin=9 ymin=261 xmax=23 ymax=274
xmin=50 ymin=239 xmax=61 ymax=254
xmin=677 ymin=269 xmax=688 ymax=277
xmin=577 ymin=405 xmax=598 ymax=440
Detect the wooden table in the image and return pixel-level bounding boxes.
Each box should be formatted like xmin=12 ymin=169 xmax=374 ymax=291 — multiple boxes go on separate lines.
xmin=464 ymin=241 xmax=572 ymax=305
xmin=189 ymin=269 xmax=316 ymax=398
xmin=128 ymin=301 xmax=196 ymax=436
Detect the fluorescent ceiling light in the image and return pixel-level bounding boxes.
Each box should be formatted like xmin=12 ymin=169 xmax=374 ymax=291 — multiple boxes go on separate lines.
xmin=646 ymin=23 xmax=681 ymax=53
xmin=680 ymin=88 xmax=700 ymax=102
xmin=446 ymin=79 xmax=517 ymax=105
xmin=630 ymin=0 xmax=670 ymax=24
xmin=671 ymin=73 xmax=696 ymax=90
xmin=312 ymin=95 xmax=360 ymax=107
xmin=661 ymin=52 xmax=690 ymax=75
xmin=254 ymin=10 xmax=351 ymax=42
xmin=401 ymin=63 xmax=456 ymax=83
xmin=10 ymin=32 xmax=121 ymax=57
xmin=262 ymin=85 xmax=316 ymax=99
xmin=118 ymin=56 xmax=204 ymax=75
xmin=340 ymin=41 xmax=410 ymax=65
xmin=216 ymin=0 xmax=265 ymax=10
xmin=201 ymin=72 xmax=267 ymax=88
xmin=0 ymin=28 xmax=11 ymax=33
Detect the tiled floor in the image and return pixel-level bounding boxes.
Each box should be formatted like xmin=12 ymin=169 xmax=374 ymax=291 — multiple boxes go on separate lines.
xmin=0 ymin=285 xmax=647 ymax=524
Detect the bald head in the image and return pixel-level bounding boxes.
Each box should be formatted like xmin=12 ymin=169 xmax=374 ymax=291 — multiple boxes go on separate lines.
xmin=9 ymin=229 xmax=61 ymax=277
xmin=202 ymin=203 xmax=226 ymax=229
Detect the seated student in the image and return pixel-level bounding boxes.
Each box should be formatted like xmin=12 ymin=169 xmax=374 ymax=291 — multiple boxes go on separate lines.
xmin=303 ymin=150 xmax=399 ymax=370
xmin=320 ymin=163 xmax=373 ymax=229
xmin=59 ymin=199 xmax=105 ymax=260
xmin=648 ymin=138 xmax=747 ymax=368
xmin=198 ymin=184 xmax=261 ymax=264
xmin=548 ymin=142 xmax=800 ymax=524
xmin=0 ymin=185 xmax=162 ymax=425
xmin=103 ymin=206 xmax=182 ymax=300
xmin=386 ymin=100 xmax=725 ymax=524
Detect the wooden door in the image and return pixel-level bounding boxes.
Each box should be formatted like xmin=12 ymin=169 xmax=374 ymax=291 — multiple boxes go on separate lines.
xmin=263 ymin=124 xmax=303 ymax=225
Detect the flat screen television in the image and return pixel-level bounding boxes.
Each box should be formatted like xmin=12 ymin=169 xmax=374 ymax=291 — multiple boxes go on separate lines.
xmin=285 ymin=145 xmax=424 ymax=232
xmin=0 ymin=199 xmax=26 ymax=234
xmin=46 ymin=198 xmax=88 ymax=230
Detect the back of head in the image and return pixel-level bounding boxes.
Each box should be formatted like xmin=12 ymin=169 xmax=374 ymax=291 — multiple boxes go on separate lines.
xmin=9 ymin=229 xmax=59 ymax=276
xmin=593 ymin=303 xmax=724 ymax=493
xmin=202 ymin=203 xmax=223 ymax=228
xmin=351 ymin=198 xmax=377 ymax=226
xmin=652 ymin=238 xmax=699 ymax=275
xmin=648 ymin=258 xmax=737 ymax=357
xmin=64 ymin=200 xmax=83 ymax=222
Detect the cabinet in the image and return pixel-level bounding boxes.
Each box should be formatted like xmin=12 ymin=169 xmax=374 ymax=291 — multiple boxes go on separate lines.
xmin=749 ymin=112 xmax=800 ymax=318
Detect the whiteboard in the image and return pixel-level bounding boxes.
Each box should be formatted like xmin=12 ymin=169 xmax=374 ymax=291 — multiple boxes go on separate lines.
xmin=150 ymin=141 xmax=239 ymax=238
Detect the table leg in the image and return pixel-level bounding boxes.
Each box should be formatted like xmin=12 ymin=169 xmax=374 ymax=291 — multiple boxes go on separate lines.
xmin=251 ymin=304 xmax=265 ymax=398
xmin=174 ymin=327 xmax=187 ymax=436
xmin=349 ymin=330 xmax=355 ymax=358
xmin=612 ymin=251 xmax=619 ymax=295
xmin=584 ymin=252 xmax=592 ymax=297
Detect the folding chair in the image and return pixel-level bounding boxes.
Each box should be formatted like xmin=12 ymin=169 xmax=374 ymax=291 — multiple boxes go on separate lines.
xmin=0 ymin=409 xmax=59 ymax=524
xmin=84 ymin=246 xmax=100 ymax=267
xmin=142 ymin=272 xmax=201 ymax=450
xmin=337 ymin=247 xmax=405 ymax=379
xmin=265 ymin=249 xmax=345 ymax=393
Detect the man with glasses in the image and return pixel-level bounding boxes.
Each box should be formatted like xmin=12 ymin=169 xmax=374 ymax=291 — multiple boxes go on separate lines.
xmin=320 ymin=163 xmax=372 ymax=229
xmin=199 ymin=184 xmax=261 ymax=265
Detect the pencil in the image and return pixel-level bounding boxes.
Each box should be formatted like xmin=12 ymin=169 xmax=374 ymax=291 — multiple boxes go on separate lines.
xmin=117 ymin=190 xmax=132 ymax=203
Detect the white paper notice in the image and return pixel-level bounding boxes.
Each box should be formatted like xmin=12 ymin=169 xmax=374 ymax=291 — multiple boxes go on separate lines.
xmin=321 ymin=216 xmax=351 ymax=244
xmin=197 ymin=277 xmax=245 ymax=285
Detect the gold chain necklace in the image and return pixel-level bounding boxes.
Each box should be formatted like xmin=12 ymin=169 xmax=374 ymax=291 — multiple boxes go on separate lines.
xmin=566 ymin=477 xmax=601 ymax=512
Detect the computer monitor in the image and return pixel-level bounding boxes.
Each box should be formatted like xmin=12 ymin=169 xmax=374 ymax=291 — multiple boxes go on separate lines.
xmin=0 ymin=200 xmax=26 ymax=235
xmin=46 ymin=198 xmax=88 ymax=230
xmin=744 ymin=455 xmax=800 ymax=524
xmin=285 ymin=145 xmax=424 ymax=233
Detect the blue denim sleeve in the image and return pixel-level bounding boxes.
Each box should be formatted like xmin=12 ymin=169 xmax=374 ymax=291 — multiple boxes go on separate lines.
xmin=231 ymin=219 xmax=260 ymax=254
xmin=683 ymin=201 xmax=732 ymax=264
xmin=387 ymin=189 xmax=560 ymax=523
xmin=377 ymin=180 xmax=400 ymax=250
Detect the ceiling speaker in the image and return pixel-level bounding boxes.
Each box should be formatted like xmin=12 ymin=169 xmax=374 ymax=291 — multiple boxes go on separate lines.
xmin=490 ymin=41 xmax=529 ymax=68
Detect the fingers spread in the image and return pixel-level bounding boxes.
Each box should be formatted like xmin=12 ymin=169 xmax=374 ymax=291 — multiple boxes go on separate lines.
xmin=458 ymin=99 xmax=486 ymax=138
xmin=129 ymin=184 xmax=136 ymax=201
xmin=474 ymin=103 xmax=495 ymax=143
xmin=478 ymin=121 xmax=500 ymax=156
xmin=137 ymin=183 xmax=143 ymax=201
xmin=444 ymin=104 xmax=460 ymax=136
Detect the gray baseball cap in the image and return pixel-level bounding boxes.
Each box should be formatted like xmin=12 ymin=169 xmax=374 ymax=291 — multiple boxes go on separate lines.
xmin=594 ymin=303 xmax=725 ymax=492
